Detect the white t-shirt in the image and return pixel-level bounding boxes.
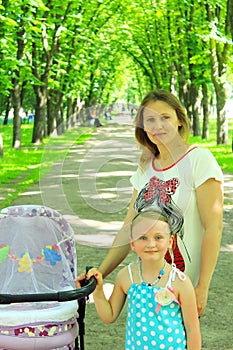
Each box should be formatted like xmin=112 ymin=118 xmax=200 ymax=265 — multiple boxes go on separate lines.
xmin=130 ymin=146 xmax=223 ymax=286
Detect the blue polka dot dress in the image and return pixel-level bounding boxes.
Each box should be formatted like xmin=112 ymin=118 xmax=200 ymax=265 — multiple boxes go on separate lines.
xmin=125 ymin=264 xmax=187 ymax=350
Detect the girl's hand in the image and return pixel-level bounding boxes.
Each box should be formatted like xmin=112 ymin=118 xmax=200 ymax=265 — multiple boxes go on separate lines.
xmin=76 ymin=267 xmax=102 ymax=288
xmin=86 ymin=267 xmax=103 ymax=289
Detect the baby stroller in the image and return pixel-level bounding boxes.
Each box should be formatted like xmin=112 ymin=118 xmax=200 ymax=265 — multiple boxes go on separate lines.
xmin=0 ymin=205 xmax=96 ymax=350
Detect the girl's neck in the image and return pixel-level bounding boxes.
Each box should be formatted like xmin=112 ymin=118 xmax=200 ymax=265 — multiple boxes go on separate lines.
xmin=139 ymin=259 xmax=166 ymax=285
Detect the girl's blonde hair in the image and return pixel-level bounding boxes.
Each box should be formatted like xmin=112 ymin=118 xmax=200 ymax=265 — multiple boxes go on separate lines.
xmin=130 ymin=209 xmax=172 ymax=240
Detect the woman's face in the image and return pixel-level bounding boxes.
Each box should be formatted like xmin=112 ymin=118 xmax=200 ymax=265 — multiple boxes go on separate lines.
xmin=142 ymin=100 xmax=182 ymax=147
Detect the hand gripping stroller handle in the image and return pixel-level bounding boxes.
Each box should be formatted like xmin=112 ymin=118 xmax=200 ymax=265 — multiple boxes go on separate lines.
xmin=0 ymin=276 xmax=97 ymax=304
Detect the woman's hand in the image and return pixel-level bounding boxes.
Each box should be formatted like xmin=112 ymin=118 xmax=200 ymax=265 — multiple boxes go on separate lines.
xmin=195 ymin=284 xmax=208 ymax=316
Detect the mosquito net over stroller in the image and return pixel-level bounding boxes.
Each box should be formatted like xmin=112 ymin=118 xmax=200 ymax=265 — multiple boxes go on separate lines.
xmin=0 ymin=205 xmax=95 ymax=350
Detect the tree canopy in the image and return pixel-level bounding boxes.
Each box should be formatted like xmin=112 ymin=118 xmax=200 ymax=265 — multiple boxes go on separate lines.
xmin=0 ymin=0 xmax=232 ymax=148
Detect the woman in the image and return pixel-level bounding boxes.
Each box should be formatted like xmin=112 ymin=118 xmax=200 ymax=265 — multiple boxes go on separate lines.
xmin=95 ymin=89 xmax=223 ymax=316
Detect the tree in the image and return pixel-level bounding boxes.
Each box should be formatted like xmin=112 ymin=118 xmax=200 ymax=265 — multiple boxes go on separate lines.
xmin=11 ymin=14 xmax=27 ymax=149
xmin=29 ymin=1 xmax=70 ymax=144
xmin=206 ymin=0 xmax=231 ymax=144
xmin=0 ymin=0 xmax=232 ymax=148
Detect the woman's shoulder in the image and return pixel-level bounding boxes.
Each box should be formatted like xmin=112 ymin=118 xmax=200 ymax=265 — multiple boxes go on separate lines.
xmin=188 ymin=146 xmax=223 ymax=177
xmin=188 ymin=145 xmax=216 ymax=160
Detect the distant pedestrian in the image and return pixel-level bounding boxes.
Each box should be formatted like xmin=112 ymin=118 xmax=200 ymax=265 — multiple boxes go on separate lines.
xmin=104 ymin=110 xmax=112 ymax=120
xmin=130 ymin=107 xmax=136 ymax=118
xmin=94 ymin=118 xmax=102 ymax=127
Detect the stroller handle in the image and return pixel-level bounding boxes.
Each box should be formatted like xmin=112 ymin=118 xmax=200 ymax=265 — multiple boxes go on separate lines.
xmin=0 ymin=276 xmax=97 ymax=304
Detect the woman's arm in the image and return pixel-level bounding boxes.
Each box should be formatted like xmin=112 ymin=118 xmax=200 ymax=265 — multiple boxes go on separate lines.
xmin=87 ymin=268 xmax=127 ymax=324
xmin=99 ymin=189 xmax=138 ymax=278
xmin=178 ymin=276 xmax=201 ymax=350
xmin=195 ymin=178 xmax=223 ymax=315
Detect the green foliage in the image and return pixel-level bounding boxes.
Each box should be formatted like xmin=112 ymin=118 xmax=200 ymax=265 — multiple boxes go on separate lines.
xmin=0 ymin=0 xmax=232 ymax=145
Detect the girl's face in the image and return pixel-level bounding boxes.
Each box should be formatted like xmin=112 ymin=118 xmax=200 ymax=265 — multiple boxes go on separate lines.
xmin=143 ymin=100 xmax=182 ymax=147
xmin=131 ymin=217 xmax=173 ymax=262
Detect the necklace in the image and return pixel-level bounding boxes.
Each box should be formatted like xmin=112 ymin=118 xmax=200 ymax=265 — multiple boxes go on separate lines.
xmin=138 ymin=260 xmax=166 ymax=286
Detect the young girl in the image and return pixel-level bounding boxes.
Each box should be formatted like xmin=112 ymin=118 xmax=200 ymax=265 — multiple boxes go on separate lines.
xmin=85 ymin=209 xmax=201 ymax=350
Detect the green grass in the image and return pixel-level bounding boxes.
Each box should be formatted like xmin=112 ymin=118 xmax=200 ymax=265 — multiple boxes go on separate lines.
xmin=189 ymin=118 xmax=233 ymax=173
xmin=0 ymin=124 xmax=93 ymax=209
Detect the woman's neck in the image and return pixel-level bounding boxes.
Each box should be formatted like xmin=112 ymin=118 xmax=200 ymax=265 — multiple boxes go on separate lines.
xmin=155 ymin=142 xmax=190 ymax=168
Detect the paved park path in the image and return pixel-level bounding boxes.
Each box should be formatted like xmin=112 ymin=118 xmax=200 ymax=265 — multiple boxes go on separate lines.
xmin=11 ymin=113 xmax=139 ymax=246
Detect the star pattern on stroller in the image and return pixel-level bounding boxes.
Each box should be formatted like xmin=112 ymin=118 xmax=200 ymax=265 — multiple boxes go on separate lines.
xmin=0 ymin=244 xmax=62 ymax=273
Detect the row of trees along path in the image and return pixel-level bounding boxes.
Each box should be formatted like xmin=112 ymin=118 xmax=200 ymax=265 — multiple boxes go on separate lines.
xmin=0 ymin=0 xmax=233 ymax=155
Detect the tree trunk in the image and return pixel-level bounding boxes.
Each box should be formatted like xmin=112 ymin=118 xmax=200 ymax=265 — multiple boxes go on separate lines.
xmin=66 ymin=97 xmax=81 ymax=129
xmin=215 ymin=82 xmax=228 ymax=144
xmin=177 ymin=69 xmax=188 ymax=109
xmin=66 ymin=96 xmax=74 ymax=130
xmin=201 ymin=82 xmax=209 ymax=139
xmin=47 ymin=93 xmax=57 ymax=136
xmin=56 ymin=91 xmax=64 ymax=135
xmin=11 ymin=79 xmax=21 ymax=149
xmin=3 ymin=95 xmax=11 ymax=125
xmin=10 ymin=10 xmax=27 ymax=148
xmin=0 ymin=133 xmax=3 ymax=157
xmin=32 ymin=85 xmax=47 ymax=144
xmin=47 ymin=90 xmax=64 ymax=136
xmin=209 ymin=37 xmax=228 ymax=145
xmin=189 ymin=84 xmax=200 ymax=136
xmin=206 ymin=3 xmax=229 ymax=145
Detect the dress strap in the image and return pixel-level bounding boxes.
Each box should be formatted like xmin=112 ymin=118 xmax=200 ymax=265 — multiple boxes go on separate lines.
xmin=166 ymin=263 xmax=186 ymax=288
xmin=127 ymin=263 xmax=134 ymax=283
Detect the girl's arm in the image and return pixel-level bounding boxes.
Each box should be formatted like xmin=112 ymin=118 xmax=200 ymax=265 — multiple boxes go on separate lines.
xmin=177 ymin=276 xmax=201 ymax=350
xmin=195 ymin=178 xmax=223 ymax=315
xmin=98 ymin=189 xmax=138 ymax=278
xmin=87 ymin=268 xmax=127 ymax=324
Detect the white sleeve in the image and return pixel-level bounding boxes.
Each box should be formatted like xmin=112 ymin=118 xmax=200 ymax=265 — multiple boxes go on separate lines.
xmin=130 ymin=167 xmax=149 ymax=191
xmin=130 ymin=167 xmax=142 ymax=190
xmin=192 ymin=148 xmax=223 ymax=189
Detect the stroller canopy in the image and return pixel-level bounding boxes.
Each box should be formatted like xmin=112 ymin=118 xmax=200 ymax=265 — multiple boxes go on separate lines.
xmin=0 ymin=205 xmax=76 ymax=295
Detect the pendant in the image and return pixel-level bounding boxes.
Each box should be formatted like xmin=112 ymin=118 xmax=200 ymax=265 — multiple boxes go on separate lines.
xmin=155 ymin=287 xmax=174 ymax=306
xmin=155 ymin=287 xmax=179 ymax=314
